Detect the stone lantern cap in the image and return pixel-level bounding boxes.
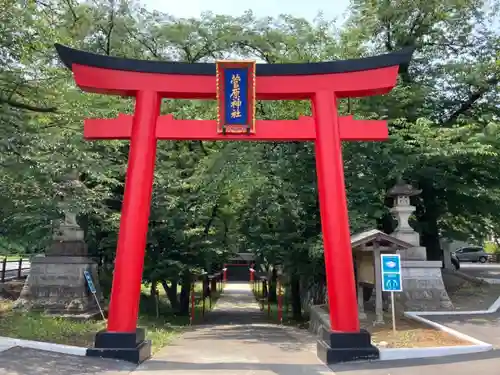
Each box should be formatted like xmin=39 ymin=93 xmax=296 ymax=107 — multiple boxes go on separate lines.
xmin=387 ymin=179 xmax=421 ymax=197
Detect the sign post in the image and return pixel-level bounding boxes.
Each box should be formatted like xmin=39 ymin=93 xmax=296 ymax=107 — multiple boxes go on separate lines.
xmin=380 ymin=254 xmax=402 ymax=334
xmin=84 ymin=270 xmax=106 ymax=321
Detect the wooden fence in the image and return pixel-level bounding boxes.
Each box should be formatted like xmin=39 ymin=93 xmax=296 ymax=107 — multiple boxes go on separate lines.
xmin=1 ymin=258 xmax=30 ymax=282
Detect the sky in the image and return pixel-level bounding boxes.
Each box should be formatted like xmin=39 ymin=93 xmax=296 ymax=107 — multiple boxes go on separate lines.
xmin=140 ymin=0 xmax=350 ymax=23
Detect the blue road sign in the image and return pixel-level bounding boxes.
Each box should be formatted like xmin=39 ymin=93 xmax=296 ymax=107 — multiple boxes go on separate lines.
xmin=382 ymin=273 xmax=402 ymax=291
xmin=381 ymin=254 xmax=401 ymax=273
xmin=84 ymin=270 xmax=97 ymax=294
xmin=381 ymin=254 xmax=402 ymax=292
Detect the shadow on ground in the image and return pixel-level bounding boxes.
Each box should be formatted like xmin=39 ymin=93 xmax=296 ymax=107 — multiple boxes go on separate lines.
xmin=0 ymin=347 xmax=136 ymax=375
xmin=182 ymin=323 xmax=316 ymax=353
xmin=330 ymin=349 xmax=500 ymax=374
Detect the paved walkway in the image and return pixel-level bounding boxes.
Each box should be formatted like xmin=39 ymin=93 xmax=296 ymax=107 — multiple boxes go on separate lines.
xmin=133 ymin=282 xmax=333 ymax=375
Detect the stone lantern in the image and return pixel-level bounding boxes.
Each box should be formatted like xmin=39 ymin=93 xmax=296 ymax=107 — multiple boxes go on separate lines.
xmin=387 ymin=180 xmax=426 ymax=260
xmin=386 ymin=180 xmax=453 ymax=310
xmin=52 ymin=169 xmax=85 ymax=244
xmin=15 ymin=169 xmax=102 ymax=318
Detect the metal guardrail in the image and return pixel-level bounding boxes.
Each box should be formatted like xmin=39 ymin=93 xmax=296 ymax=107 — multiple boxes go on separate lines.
xmin=1 ymin=258 xmax=30 ymax=282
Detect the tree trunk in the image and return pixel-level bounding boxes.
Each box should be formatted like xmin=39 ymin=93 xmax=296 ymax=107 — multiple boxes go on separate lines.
xmin=268 ymin=268 xmax=277 ymax=303
xmin=210 ymin=277 xmax=217 ymax=293
xmin=378 ymin=212 xmax=396 ymax=234
xmin=161 ymin=279 xmax=179 ymax=311
xmin=178 ymin=274 xmax=192 ymax=315
xmin=150 ymin=281 xmax=158 ymax=298
xmin=290 ymin=274 xmax=302 ymax=320
xmin=421 ymin=216 xmax=442 ymax=260
xmin=203 ymin=276 xmax=210 ymax=298
xmin=418 ymin=183 xmax=443 ymax=261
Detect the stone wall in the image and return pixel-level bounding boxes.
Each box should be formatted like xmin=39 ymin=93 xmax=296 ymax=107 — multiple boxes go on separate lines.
xmin=300 ymin=277 xmax=327 ymax=315
xmin=308 ymin=304 xmax=330 ymax=337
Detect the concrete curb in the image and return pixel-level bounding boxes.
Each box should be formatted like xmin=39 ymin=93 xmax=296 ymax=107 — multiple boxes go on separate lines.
xmin=0 ymin=337 xmax=87 ymax=356
xmin=377 ymin=296 xmax=500 ymax=361
xmin=405 ymin=295 xmax=500 ymax=316
xmin=379 ymin=343 xmax=492 ymax=361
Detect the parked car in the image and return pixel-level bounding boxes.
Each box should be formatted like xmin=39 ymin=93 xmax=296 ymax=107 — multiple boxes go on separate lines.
xmin=453 ymin=246 xmax=491 ymax=263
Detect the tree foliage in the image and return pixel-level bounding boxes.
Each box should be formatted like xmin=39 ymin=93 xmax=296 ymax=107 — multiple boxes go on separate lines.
xmin=0 ymin=0 xmax=498 ymax=315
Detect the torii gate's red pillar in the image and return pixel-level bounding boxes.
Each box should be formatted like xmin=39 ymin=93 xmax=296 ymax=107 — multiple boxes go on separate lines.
xmin=313 ymin=91 xmax=358 ymax=332
xmin=106 ymin=91 xmax=160 ymax=332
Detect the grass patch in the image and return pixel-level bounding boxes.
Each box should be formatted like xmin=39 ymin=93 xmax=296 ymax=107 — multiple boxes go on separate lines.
xmin=0 ymin=298 xmax=178 ymax=353
xmin=0 ymin=300 xmax=104 ymax=347
xmin=1 ymin=255 xmax=28 ymax=261
xmin=0 ymin=281 xmax=222 ymax=353
xmin=0 ymin=311 xmax=180 ymax=353
xmin=0 ymin=302 xmax=182 ymax=352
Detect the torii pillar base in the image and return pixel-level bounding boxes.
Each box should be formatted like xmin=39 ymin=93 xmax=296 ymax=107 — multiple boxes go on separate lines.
xmin=86 ymin=328 xmax=151 ymax=364
xmin=316 ymin=328 xmax=379 ymax=365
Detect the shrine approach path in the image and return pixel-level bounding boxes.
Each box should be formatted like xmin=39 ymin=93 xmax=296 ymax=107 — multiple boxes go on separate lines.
xmin=132 ymin=282 xmax=333 ymax=375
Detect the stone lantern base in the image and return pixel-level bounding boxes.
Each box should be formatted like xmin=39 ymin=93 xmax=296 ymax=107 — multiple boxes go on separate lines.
xmin=14 ymin=227 xmax=103 ymax=319
xmin=398 ymin=260 xmax=453 ymax=311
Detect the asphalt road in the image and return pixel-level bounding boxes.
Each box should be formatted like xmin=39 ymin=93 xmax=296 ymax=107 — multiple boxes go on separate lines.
xmin=330 ymin=350 xmax=500 ymax=375
xmin=459 ymin=263 xmax=500 ymax=281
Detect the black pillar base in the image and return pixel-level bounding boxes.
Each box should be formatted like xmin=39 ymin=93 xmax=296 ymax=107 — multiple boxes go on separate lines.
xmin=316 ymin=328 xmax=379 ymax=365
xmin=86 ymin=328 xmax=152 ymax=364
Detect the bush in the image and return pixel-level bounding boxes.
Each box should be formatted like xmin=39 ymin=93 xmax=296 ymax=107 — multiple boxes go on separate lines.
xmin=484 ymin=242 xmax=500 ymax=254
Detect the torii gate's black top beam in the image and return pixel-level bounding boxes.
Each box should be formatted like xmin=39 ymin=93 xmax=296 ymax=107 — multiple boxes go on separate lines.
xmin=55 ymin=43 xmax=414 ymax=76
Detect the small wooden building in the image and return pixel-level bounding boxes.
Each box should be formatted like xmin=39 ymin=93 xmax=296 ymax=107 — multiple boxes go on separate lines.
xmin=351 ymin=229 xmax=414 ymax=324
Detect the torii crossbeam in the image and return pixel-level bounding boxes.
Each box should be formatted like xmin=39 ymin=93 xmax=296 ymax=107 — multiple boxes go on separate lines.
xmin=55 ymin=43 xmax=412 ymax=365
xmin=84 ymin=114 xmax=388 ymax=141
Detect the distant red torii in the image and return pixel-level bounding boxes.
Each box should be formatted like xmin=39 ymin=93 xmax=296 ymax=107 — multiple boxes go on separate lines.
xmin=55 ymin=43 xmax=413 ymax=365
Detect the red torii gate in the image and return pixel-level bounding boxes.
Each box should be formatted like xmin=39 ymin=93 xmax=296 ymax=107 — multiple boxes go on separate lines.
xmin=55 ymin=44 xmax=412 ymax=364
